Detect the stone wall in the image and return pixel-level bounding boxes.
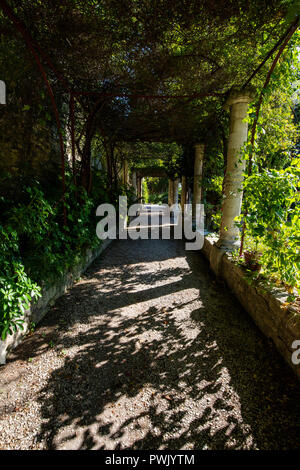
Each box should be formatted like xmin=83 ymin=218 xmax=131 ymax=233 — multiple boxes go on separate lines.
xmin=0 ymin=239 xmax=113 ymax=365
xmin=202 ymin=235 xmax=300 ymax=380
xmin=0 ymin=74 xmax=62 ymax=194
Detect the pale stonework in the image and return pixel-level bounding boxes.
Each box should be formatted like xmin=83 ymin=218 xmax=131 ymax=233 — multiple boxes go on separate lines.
xmin=181 ymin=176 xmax=187 ymax=212
xmin=216 ymin=91 xmax=252 ymax=249
xmin=192 ymin=143 xmax=205 ymax=222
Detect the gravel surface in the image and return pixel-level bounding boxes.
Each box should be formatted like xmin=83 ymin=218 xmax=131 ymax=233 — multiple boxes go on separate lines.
xmin=0 ymin=229 xmax=300 ymax=449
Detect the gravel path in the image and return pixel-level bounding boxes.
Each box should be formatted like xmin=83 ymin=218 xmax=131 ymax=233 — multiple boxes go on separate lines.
xmin=0 ymin=233 xmax=300 ymax=449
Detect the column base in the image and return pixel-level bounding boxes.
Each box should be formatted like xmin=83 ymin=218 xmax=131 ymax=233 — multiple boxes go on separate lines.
xmin=210 ymin=238 xmax=240 ymax=277
xmin=215 ymin=238 xmax=240 ymax=251
xmin=209 ymin=244 xmax=226 ymax=277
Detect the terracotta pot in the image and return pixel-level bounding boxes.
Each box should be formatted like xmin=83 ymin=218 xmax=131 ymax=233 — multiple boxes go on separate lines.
xmin=244 ymin=251 xmax=262 ymax=272
xmin=248 ymin=262 xmax=261 ymax=272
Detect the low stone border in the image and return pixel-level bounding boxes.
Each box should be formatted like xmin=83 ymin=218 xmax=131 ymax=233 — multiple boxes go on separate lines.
xmin=202 ymin=234 xmax=300 ymax=380
xmin=0 ymin=239 xmax=113 ymax=365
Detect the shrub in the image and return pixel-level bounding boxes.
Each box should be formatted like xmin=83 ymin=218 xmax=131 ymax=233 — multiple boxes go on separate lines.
xmin=0 ymin=226 xmax=41 ymax=339
xmin=0 ymin=175 xmax=105 ymax=339
xmin=238 ymin=163 xmax=300 ymax=292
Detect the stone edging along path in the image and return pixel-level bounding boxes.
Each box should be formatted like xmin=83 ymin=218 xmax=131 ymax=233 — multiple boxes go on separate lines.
xmin=202 ymin=234 xmax=300 ymax=381
xmin=0 ymin=239 xmax=113 ymax=365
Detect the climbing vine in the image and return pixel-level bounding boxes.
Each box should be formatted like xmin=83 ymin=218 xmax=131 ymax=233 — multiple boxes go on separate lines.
xmin=0 ymin=1 xmax=299 ymax=338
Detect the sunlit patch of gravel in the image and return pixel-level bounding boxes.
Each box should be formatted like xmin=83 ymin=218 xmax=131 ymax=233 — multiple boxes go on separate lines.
xmin=0 ymin=235 xmax=300 ymax=450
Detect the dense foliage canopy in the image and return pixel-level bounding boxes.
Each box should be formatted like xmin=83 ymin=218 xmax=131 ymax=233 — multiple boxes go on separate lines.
xmin=1 ymin=0 xmax=299 ymax=144
xmin=0 ymin=1 xmax=299 ymax=338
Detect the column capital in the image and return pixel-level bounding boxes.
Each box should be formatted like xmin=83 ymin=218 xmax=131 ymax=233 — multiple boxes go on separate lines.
xmin=224 ymin=87 xmax=255 ymax=111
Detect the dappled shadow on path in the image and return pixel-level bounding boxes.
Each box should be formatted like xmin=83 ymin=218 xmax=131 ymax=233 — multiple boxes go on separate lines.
xmin=26 ymin=233 xmax=300 ymax=450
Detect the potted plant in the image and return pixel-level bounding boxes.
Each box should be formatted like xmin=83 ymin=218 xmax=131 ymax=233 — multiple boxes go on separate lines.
xmin=244 ymin=250 xmax=262 ymax=272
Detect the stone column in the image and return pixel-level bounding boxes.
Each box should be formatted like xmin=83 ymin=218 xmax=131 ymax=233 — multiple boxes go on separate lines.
xmin=216 ymin=90 xmax=252 ymax=250
xmin=173 ymin=178 xmax=179 ymax=205
xmin=122 ymin=159 xmax=129 ymax=185
xmin=132 ymin=170 xmax=137 ymax=196
xmin=0 ymin=80 xmax=6 ymax=105
xmin=137 ymin=177 xmax=142 ymax=202
xmin=181 ymin=176 xmax=187 ymax=213
xmin=192 ymin=143 xmax=205 ymax=223
xmin=168 ymin=179 xmax=174 ymax=206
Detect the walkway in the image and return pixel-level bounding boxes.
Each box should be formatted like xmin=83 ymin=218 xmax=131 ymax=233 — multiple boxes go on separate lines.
xmin=0 ymin=214 xmax=299 ymax=449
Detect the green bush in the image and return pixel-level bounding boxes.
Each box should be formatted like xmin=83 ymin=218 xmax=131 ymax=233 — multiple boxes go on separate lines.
xmin=0 ymin=175 xmax=105 ymax=340
xmin=238 ymin=162 xmax=300 ymax=292
xmin=0 ymin=226 xmax=41 ymax=339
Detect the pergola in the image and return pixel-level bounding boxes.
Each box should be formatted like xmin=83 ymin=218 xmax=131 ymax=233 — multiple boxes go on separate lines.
xmin=0 ymin=0 xmax=298 ymax=271
xmin=128 ymin=166 xmax=167 ymax=202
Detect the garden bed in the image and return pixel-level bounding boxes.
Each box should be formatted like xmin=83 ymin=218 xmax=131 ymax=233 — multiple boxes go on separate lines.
xmin=0 ymin=239 xmax=113 ymax=365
